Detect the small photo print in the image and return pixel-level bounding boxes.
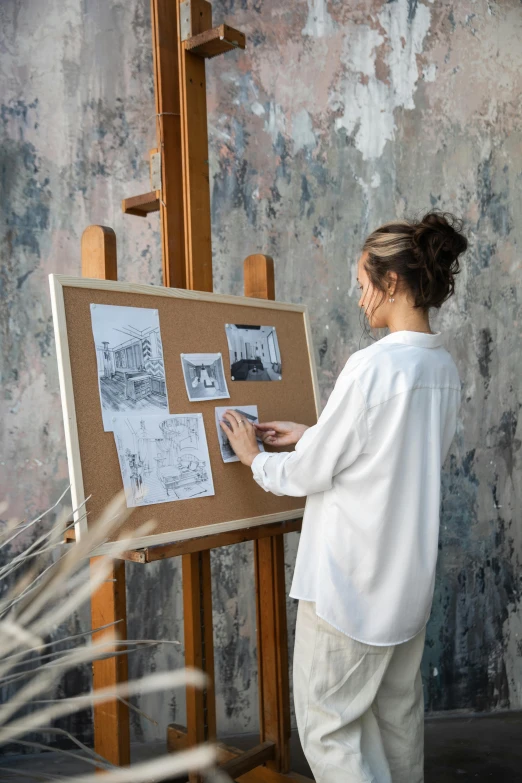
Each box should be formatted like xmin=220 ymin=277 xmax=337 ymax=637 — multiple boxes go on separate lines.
xmin=181 ymin=353 xmax=230 ymax=402
xmin=90 ymin=303 xmax=169 ymax=432
xmin=225 ymin=324 xmax=282 ymax=381
xmin=113 ymin=413 xmax=214 ymax=507
xmin=215 ymin=405 xmax=265 ymax=463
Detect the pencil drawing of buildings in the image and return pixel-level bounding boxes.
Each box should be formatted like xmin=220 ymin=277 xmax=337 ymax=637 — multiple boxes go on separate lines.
xmin=114 ymin=414 xmax=214 ymax=506
xmin=90 ymin=304 xmax=169 ymax=429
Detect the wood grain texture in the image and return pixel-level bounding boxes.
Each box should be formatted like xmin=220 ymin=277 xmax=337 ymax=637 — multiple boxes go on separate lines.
xmin=246 ymin=254 xmax=291 ymax=773
xmin=255 ymin=535 xmax=291 ymax=772
xmin=90 ymin=556 xmax=130 ymax=766
xmin=179 ymin=21 xmax=213 ymax=291
xmin=80 ymin=226 xmax=117 ymax=281
xmin=183 ymin=549 xmax=216 ymax=783
xmin=185 ymin=24 xmax=246 ymax=58
xmin=237 ymin=767 xmax=313 ymax=783
xmin=219 ymin=741 xmax=276 ymax=778
xmin=152 ymin=19 xmax=217 ymax=766
xmin=244 ymin=255 xmax=275 ymax=301
xmin=119 ymin=518 xmax=302 ymax=562
xmin=121 ymin=190 xmax=160 ymax=216
xmin=93 ymin=509 xmax=305 ymax=555
xmin=166 ymin=728 xmax=313 ymax=781
xmin=80 ymin=227 xmax=130 ymax=768
xmin=151 ymin=0 xmax=186 ymax=287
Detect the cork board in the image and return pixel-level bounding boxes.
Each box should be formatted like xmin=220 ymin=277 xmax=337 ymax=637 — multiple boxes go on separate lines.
xmin=50 ymin=275 xmax=320 ymax=550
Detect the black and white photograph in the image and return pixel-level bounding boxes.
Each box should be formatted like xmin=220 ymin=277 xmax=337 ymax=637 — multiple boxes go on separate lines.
xmin=180 ymin=353 xmax=230 ymax=402
xmin=215 ymin=405 xmax=265 ymax=463
xmin=113 ymin=413 xmax=214 ymax=507
xmin=90 ymin=303 xmax=169 ymax=431
xmin=225 ymin=324 xmax=282 ymax=381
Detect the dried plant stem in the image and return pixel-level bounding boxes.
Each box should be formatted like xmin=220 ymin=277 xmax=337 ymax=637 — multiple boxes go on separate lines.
xmin=47 ymin=744 xmax=217 ymax=783
xmin=0 ymin=668 xmax=206 ymax=745
xmin=0 ymin=491 xmax=224 ymax=783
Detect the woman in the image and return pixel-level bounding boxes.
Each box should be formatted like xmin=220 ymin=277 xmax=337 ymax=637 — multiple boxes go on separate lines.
xmin=221 ymin=212 xmax=468 ymax=783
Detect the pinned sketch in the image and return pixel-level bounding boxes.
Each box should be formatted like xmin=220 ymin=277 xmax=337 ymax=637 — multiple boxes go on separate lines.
xmin=215 ymin=405 xmax=265 ymax=463
xmin=180 ymin=353 xmax=230 ymax=402
xmin=113 ymin=413 xmax=214 ymax=507
xmin=225 ymin=324 xmax=282 ymax=381
xmin=90 ymin=304 xmax=169 ymax=431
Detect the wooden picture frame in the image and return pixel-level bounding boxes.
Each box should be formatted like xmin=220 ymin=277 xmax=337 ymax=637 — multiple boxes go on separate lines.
xmin=50 ymin=274 xmax=321 ymax=552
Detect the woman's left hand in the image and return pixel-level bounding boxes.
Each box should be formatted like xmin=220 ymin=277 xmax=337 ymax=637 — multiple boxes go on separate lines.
xmin=220 ymin=411 xmax=261 ymax=466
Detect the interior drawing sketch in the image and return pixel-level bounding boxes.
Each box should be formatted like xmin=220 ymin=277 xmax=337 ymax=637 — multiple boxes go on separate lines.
xmin=180 ymin=353 xmax=230 ymax=402
xmin=225 ymin=324 xmax=282 ymax=381
xmin=215 ymin=405 xmax=265 ymax=463
xmin=90 ymin=303 xmax=169 ymax=431
xmin=113 ymin=413 xmax=214 ymax=507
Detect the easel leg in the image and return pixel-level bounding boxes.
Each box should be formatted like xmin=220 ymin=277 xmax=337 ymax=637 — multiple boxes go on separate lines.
xmin=183 ymin=550 xmax=216 ymax=783
xmin=254 ymin=536 xmax=291 ymax=772
xmin=82 ymin=225 xmax=130 ymax=767
xmin=91 ymin=557 xmax=130 ymax=766
xmin=244 ymin=254 xmax=292 ymax=773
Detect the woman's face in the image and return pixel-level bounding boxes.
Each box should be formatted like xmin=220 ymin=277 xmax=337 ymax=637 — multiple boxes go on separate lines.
xmin=357 ymin=253 xmax=389 ymax=329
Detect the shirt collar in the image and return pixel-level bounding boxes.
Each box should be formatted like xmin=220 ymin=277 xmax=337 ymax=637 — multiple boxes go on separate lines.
xmin=377 ymin=330 xmax=444 ymax=349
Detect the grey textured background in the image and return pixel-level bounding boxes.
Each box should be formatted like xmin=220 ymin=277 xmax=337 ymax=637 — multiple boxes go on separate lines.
xmin=0 ymin=0 xmax=521 ymax=749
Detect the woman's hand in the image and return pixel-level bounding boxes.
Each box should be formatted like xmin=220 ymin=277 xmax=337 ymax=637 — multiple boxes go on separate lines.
xmin=220 ymin=411 xmax=261 ymax=466
xmin=254 ymin=421 xmax=309 ymax=447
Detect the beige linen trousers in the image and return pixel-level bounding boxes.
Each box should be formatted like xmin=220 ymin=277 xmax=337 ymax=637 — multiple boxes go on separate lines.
xmin=293 ymin=600 xmax=426 ymax=783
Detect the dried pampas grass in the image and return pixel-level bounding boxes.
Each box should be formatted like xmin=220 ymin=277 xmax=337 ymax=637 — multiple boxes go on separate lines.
xmin=0 ymin=490 xmax=224 ymax=782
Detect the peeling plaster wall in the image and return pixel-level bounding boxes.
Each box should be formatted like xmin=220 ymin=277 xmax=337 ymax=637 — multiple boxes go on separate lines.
xmin=1 ymin=0 xmax=521 ymax=748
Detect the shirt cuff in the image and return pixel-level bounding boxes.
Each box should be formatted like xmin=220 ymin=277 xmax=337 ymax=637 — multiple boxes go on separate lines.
xmin=251 ymin=451 xmax=272 ymax=491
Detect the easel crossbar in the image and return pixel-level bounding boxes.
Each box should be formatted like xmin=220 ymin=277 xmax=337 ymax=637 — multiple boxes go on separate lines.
xmin=119 ymin=519 xmax=303 ymax=563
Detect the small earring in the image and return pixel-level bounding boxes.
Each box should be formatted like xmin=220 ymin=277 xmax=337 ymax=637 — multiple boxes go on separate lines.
xmin=389 ymin=296 xmax=395 ymax=303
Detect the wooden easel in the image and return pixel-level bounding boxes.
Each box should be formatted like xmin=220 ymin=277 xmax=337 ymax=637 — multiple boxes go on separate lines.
xmin=82 ymin=2 xmax=310 ymax=780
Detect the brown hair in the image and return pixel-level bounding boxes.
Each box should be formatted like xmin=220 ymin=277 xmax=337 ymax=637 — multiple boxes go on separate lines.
xmin=362 ymin=211 xmax=468 ymax=310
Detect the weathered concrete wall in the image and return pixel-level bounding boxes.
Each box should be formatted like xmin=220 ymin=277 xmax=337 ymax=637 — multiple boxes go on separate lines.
xmin=1 ymin=0 xmax=521 ymax=747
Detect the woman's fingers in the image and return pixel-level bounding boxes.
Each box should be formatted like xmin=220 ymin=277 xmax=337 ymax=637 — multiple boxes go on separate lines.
xmin=222 ymin=410 xmax=257 ymax=436
xmin=219 ymin=420 xmax=231 ymax=436
xmin=255 ymin=421 xmax=282 ymax=432
xmin=221 ymin=411 xmax=241 ymax=434
xmin=256 ymin=428 xmax=276 ymax=439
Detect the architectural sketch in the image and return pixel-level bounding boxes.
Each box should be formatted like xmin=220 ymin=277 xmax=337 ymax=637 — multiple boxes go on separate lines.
xmin=180 ymin=353 xmax=230 ymax=402
xmin=225 ymin=324 xmax=282 ymax=381
xmin=113 ymin=413 xmax=214 ymax=507
xmin=90 ymin=304 xmax=169 ymax=431
xmin=215 ymin=405 xmax=265 ymax=463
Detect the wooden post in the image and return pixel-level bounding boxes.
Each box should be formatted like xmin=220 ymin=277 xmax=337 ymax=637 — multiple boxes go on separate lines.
xmin=243 ymin=254 xmax=275 ymax=300
xmin=183 ymin=550 xmax=216 ymax=753
xmin=150 ymin=0 xmax=186 ymax=288
xmin=150 ymin=3 xmax=217 ymax=771
xmin=244 ymin=255 xmax=291 ymax=773
xmin=119 ymin=5 xmax=299 ymax=778
xmin=81 ymin=226 xmax=117 ymax=281
xmin=82 ymin=226 xmax=131 ymax=767
xmin=148 ymin=0 xmax=214 ymax=293
xmin=177 ymin=0 xmax=213 ymax=293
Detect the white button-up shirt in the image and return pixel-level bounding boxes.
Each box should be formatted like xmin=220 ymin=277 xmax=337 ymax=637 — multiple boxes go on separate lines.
xmin=251 ymin=330 xmax=461 ymax=646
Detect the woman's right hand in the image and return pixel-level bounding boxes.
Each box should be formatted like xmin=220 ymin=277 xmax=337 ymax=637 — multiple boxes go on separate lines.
xmin=255 ymin=421 xmax=309 ymax=447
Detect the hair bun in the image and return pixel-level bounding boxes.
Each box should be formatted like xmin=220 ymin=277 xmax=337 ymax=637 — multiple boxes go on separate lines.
xmin=412 ymin=211 xmax=468 ymax=269
xmin=363 ymin=209 xmax=467 ymax=310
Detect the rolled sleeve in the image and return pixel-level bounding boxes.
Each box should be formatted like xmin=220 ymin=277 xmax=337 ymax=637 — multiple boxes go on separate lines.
xmin=250 ymin=373 xmax=368 ymax=498
xmin=251 ymin=451 xmax=277 ymax=493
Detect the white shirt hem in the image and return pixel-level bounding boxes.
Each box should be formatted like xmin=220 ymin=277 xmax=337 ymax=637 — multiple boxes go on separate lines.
xmin=290 ymin=593 xmax=430 ymax=647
